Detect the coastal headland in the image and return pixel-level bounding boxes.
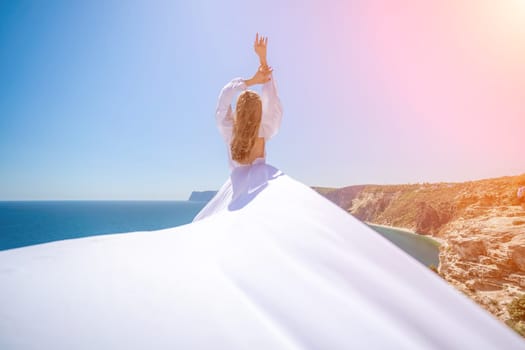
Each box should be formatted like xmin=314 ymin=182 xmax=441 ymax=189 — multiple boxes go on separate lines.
xmin=313 ymin=173 xmax=525 ymax=327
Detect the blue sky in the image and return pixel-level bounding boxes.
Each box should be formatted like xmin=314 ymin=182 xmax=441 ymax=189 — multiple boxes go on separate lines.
xmin=1 ymin=1 xmax=523 ymax=200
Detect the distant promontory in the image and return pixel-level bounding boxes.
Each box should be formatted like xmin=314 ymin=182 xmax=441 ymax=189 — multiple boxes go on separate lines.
xmin=188 ymin=191 xmax=218 ymax=202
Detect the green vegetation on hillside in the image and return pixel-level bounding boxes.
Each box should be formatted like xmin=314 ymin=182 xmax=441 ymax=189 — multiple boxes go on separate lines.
xmin=506 ymin=294 xmax=525 ymax=337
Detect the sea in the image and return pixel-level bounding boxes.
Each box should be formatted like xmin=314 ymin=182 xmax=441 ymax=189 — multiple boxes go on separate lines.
xmin=0 ymin=200 xmax=207 ymax=251
xmin=0 ymin=201 xmax=440 ymax=268
xmin=367 ymin=224 xmax=440 ymax=268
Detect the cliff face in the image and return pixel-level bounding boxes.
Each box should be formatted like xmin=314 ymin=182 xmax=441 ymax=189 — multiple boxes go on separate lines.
xmin=315 ymin=174 xmax=525 ymax=324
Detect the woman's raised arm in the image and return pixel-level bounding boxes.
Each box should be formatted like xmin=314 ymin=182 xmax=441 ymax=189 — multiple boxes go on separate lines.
xmin=215 ymin=78 xmax=247 ymax=143
xmin=259 ymin=71 xmax=283 ymax=140
xmin=254 ymin=33 xmax=283 ymax=141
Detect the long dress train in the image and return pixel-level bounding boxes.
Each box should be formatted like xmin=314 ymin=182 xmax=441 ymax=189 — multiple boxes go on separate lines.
xmin=0 ymin=160 xmax=523 ymax=349
xmin=0 ymin=74 xmax=523 ymax=349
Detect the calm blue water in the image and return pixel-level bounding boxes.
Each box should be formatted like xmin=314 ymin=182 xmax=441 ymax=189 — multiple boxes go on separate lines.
xmin=0 ymin=201 xmax=207 ymax=251
xmin=0 ymin=202 xmax=440 ymax=269
xmin=368 ymin=224 xmax=440 ymax=268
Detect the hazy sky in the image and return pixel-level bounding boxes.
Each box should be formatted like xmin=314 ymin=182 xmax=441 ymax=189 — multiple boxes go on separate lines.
xmin=1 ymin=0 xmax=523 ymax=200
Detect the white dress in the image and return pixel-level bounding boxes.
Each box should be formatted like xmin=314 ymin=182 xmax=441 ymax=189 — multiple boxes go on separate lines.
xmin=0 ymin=75 xmax=523 ymax=349
xmin=0 ymin=169 xmax=522 ymax=349
xmin=192 ymin=73 xmax=283 ymax=222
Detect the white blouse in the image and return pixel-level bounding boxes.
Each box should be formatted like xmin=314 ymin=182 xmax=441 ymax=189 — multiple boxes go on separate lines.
xmin=215 ymin=73 xmax=283 ymax=171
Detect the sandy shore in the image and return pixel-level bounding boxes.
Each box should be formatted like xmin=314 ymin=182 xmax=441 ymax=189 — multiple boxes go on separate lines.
xmin=365 ymin=222 xmax=417 ymax=234
xmin=365 ymin=222 xmax=446 ymax=247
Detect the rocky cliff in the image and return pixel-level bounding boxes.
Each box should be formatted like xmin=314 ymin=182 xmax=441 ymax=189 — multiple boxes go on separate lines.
xmin=314 ymin=174 xmax=525 ymax=326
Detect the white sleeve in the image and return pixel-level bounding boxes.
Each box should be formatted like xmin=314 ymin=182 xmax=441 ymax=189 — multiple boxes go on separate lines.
xmin=258 ymin=72 xmax=283 ymax=141
xmin=215 ymin=77 xmax=248 ymax=143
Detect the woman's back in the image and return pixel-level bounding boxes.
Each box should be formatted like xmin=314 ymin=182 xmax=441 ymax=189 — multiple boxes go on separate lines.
xmin=215 ymin=73 xmax=282 ymax=171
xmin=237 ymin=137 xmax=265 ymax=165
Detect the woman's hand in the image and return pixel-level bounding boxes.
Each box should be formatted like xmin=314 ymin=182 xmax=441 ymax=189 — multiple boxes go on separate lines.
xmin=244 ymin=65 xmax=273 ymax=87
xmin=254 ymin=32 xmax=268 ymax=66
xmin=254 ymin=64 xmax=273 ymax=83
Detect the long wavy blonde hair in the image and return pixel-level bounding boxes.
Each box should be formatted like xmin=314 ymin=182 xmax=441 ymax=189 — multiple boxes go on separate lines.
xmin=231 ymin=90 xmax=262 ymax=164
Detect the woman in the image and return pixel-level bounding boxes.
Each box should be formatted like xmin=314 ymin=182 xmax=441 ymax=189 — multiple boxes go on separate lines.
xmin=192 ymin=33 xmax=284 ymax=221
xmin=2 ymin=34 xmax=521 ymax=350
xmin=216 ymin=33 xmax=283 ymax=171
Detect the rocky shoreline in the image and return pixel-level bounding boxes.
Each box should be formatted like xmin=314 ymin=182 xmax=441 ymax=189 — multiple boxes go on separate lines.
xmin=313 ymin=173 xmax=525 ymax=328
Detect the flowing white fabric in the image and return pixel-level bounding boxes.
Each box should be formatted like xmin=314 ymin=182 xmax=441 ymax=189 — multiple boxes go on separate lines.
xmin=0 ymin=163 xmax=523 ymax=349
xmin=1 ymin=74 xmax=523 ymax=348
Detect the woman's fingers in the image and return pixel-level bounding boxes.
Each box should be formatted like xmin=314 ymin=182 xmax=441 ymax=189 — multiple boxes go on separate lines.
xmin=263 ymin=69 xmax=272 ymax=82
xmin=265 ymin=70 xmax=272 ymax=81
xmin=253 ymin=63 xmax=273 ymax=84
xmin=255 ymin=34 xmax=268 ymax=47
